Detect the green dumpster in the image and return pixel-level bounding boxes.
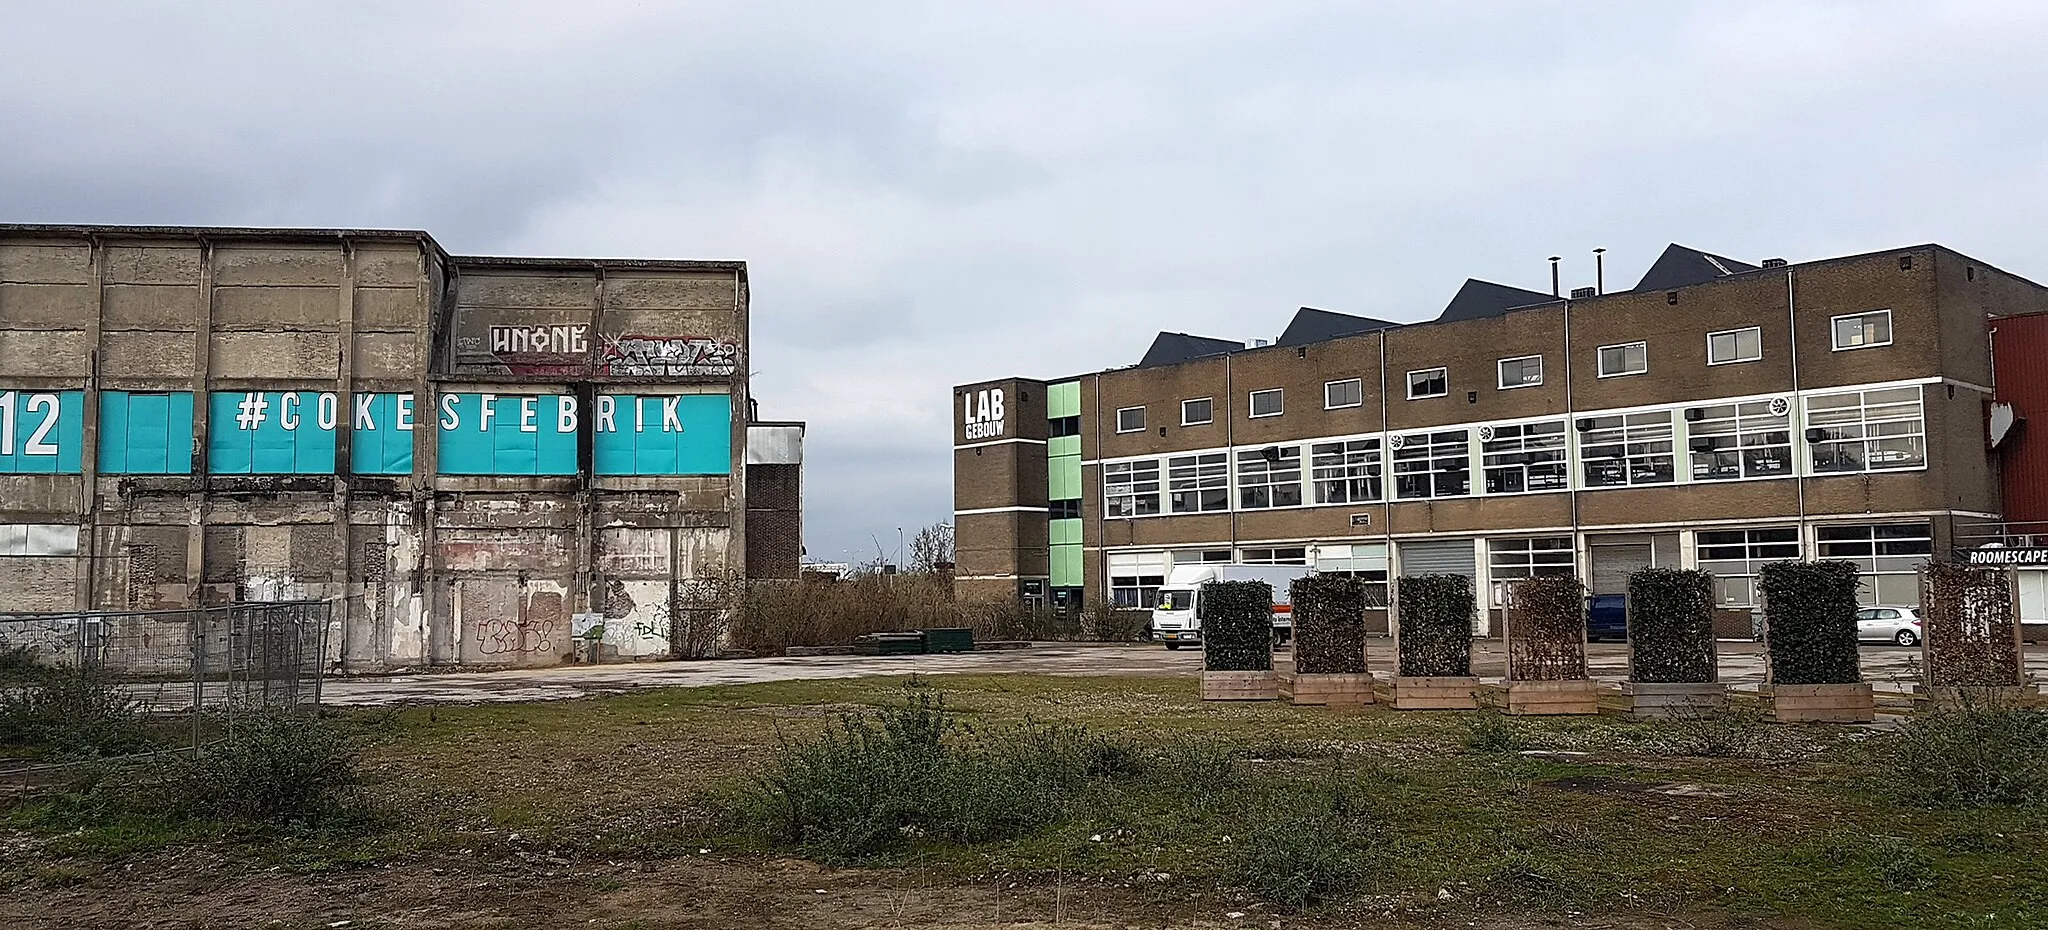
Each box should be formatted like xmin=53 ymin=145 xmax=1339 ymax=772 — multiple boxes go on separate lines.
xmin=922 ymin=628 xmax=975 ymax=653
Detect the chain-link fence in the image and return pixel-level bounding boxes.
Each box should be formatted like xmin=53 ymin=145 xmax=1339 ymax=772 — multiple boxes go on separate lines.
xmin=0 ymin=601 xmax=329 ymax=758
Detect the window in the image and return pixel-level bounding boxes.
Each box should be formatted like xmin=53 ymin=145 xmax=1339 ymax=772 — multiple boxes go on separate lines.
xmin=1832 ymin=310 xmax=1893 ymax=350
xmin=1688 ymin=400 xmax=1793 ymax=481
xmin=1481 ymin=421 xmax=1568 ymax=494
xmin=1109 ymin=551 xmax=1169 ymax=608
xmin=1324 ymin=378 xmax=1363 ymax=410
xmin=1392 ymin=429 xmax=1472 ymax=500
xmin=1171 ymin=549 xmax=1233 ymax=565
xmin=1596 ymin=341 xmax=1648 ymax=378
xmin=1310 ymin=438 xmax=1382 ymax=504
xmin=1102 ymin=459 xmax=1161 ymax=518
xmin=1489 ymin=537 xmax=1576 ymax=605
xmin=1240 ymin=547 xmax=1308 ymax=565
xmin=1697 ymin=527 xmax=1802 ymax=606
xmin=1180 ymin=398 xmax=1213 ymax=426
xmin=1049 ymin=415 xmax=1081 ymax=437
xmin=1805 ymin=386 xmax=1925 ymax=473
xmin=1236 ymin=446 xmax=1303 ymax=509
xmin=1167 ymin=452 xmax=1229 ymax=513
xmin=1048 ymin=498 xmax=1081 ymax=520
xmin=1817 ymin=523 xmax=1932 ymax=605
xmin=1249 ymin=389 xmax=1284 ymax=418
xmin=1578 ymin=411 xmax=1674 ymax=487
xmin=1311 ymin=543 xmax=1390 ymax=605
xmin=1115 ymin=406 xmax=1145 ymax=433
xmin=1497 ymin=355 xmax=1543 ymax=389
xmin=1407 ymin=368 xmax=1448 ymax=400
xmin=1708 ymin=326 xmax=1762 ymax=365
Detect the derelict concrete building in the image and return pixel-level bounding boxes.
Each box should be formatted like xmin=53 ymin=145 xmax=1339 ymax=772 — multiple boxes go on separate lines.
xmin=0 ymin=224 xmax=803 ymax=669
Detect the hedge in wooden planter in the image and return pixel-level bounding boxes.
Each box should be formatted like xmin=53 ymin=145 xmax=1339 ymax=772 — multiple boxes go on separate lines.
xmin=1622 ymin=568 xmax=1724 ymax=716
xmin=1759 ymin=560 xmax=1871 ymax=722
xmin=1291 ymin=576 xmax=1369 ymax=674
xmin=1285 ymin=576 xmax=1374 ymax=705
xmin=1502 ymin=576 xmax=1595 ymax=715
xmin=1920 ymin=563 xmax=2025 ymax=703
xmin=1392 ymin=574 xmax=1477 ymax=710
xmin=1199 ymin=580 xmax=1277 ymax=700
xmin=1396 ymin=574 xmax=1474 ymax=677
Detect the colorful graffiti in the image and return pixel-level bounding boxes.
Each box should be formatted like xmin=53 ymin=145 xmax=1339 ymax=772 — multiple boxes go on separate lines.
xmin=601 ymin=334 xmax=737 ymax=377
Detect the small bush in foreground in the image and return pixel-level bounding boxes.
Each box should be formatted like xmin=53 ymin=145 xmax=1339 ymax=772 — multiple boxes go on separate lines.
xmin=1231 ymin=790 xmax=1378 ymax=910
xmin=173 ymin=709 xmax=366 ymax=826
xmin=1464 ymin=709 xmax=1525 ymax=754
xmin=0 ymin=662 xmax=155 ymax=757
xmin=1655 ymin=703 xmax=1768 ymax=758
xmin=1875 ymin=704 xmax=2048 ymax=808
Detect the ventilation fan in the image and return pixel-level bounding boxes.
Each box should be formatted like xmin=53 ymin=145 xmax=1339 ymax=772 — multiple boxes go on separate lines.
xmin=1768 ymin=397 xmax=1790 ymax=417
xmin=1477 ymin=425 xmax=1496 ymax=442
xmin=1388 ymin=434 xmax=1406 ymax=449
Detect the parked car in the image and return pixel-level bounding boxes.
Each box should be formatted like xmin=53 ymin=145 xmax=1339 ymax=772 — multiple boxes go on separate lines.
xmin=1586 ymin=594 xmax=1628 ymax=642
xmin=1857 ymin=606 xmax=1923 ymax=646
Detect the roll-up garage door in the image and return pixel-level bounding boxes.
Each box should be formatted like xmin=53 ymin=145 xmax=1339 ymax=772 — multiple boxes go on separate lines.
xmin=1398 ymin=539 xmax=1477 ymax=578
xmin=1590 ymin=544 xmax=1652 ymax=595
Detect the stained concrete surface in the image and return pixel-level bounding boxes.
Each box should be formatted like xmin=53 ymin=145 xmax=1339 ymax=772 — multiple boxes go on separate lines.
xmin=316 ymin=641 xmax=2048 ymax=707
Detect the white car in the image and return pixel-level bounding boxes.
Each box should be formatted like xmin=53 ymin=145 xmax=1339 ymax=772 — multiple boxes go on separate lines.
xmin=1856 ymin=606 xmax=1923 ymax=647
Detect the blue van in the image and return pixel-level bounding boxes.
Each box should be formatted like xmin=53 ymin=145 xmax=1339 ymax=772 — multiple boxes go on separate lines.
xmin=1587 ymin=594 xmax=1628 ymax=642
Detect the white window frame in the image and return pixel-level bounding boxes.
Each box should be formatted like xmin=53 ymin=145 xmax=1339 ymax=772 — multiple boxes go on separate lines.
xmin=1804 ymin=385 xmax=1925 ymax=474
xmin=1831 ymin=309 xmax=1893 ymax=351
xmin=1481 ymin=420 xmax=1569 ymax=495
xmin=1108 ymin=551 xmax=1170 ymax=608
xmin=1596 ymin=341 xmax=1648 ymax=378
xmin=1488 ymin=536 xmax=1577 ymax=606
xmin=1102 ymin=459 xmax=1161 ymax=518
xmin=1816 ymin=522 xmax=1933 ymax=606
xmin=1406 ymin=367 xmax=1448 ymax=400
xmin=1180 ymin=397 xmax=1213 ymax=426
xmin=1166 ymin=452 xmax=1230 ymax=514
xmin=1688 ymin=400 xmax=1794 ymax=482
xmin=1707 ymin=326 xmax=1763 ymax=366
xmin=1310 ymin=438 xmax=1382 ymax=505
xmin=1239 ymin=547 xmax=1308 ymax=565
xmin=1497 ymin=355 xmax=1543 ymax=390
xmin=1248 ymin=388 xmax=1284 ymax=418
xmin=1578 ymin=411 xmax=1675 ymax=488
xmin=1391 ymin=429 xmax=1472 ymax=500
xmin=1114 ymin=405 xmax=1146 ymax=434
xmin=1323 ymin=378 xmax=1363 ymax=410
xmin=1235 ymin=446 xmax=1304 ymax=509
xmin=1697 ymin=526 xmax=1802 ymax=607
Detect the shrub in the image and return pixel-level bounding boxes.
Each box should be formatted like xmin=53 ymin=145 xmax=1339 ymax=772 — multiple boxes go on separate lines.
xmin=1759 ymin=560 xmax=1863 ymax=685
xmin=730 ymin=574 xmax=965 ymax=654
xmin=1503 ymin=575 xmax=1586 ymax=681
xmin=1291 ymin=576 xmax=1368 ymax=675
xmin=1230 ymin=790 xmax=1377 ymax=909
xmin=1655 ymin=703 xmax=1768 ymax=758
xmin=174 ymin=708 xmax=365 ymax=826
xmin=1875 ymin=703 xmax=2048 ymax=808
xmin=1921 ymin=563 xmax=2023 ymax=687
xmin=725 ymin=689 xmax=1113 ymax=862
xmin=1201 ymin=580 xmax=1274 ymax=672
xmin=1396 ymin=574 xmax=1473 ymax=677
xmin=0 ymin=661 xmax=155 ymax=757
xmin=1627 ymin=569 xmax=1717 ymax=684
xmin=1081 ymin=599 xmax=1147 ymax=642
xmin=1464 ymin=709 xmax=1524 ymax=753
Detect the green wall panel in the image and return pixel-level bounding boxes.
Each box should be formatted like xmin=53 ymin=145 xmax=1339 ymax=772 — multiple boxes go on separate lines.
xmin=1050 ymin=541 xmax=1083 ymax=587
xmin=1048 ymin=435 xmax=1080 ymax=457
xmin=1048 ymin=381 xmax=1081 ymax=419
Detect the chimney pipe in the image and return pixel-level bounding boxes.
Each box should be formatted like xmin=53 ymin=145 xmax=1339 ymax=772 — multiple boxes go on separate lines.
xmin=1548 ymin=256 xmax=1561 ymax=298
xmin=1593 ymin=248 xmax=1606 ymax=295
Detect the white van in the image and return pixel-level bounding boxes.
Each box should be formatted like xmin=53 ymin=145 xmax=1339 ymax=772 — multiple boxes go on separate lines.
xmin=1148 ymin=563 xmax=1312 ymax=649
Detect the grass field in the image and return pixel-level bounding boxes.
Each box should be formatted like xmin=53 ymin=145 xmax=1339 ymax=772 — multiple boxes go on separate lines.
xmin=4 ymin=673 xmax=2046 ymax=929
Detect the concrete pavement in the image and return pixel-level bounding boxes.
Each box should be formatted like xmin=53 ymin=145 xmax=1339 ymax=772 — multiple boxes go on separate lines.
xmin=315 ymin=640 xmax=2048 ymax=707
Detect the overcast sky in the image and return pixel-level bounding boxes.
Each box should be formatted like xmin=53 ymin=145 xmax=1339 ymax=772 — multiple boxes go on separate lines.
xmin=6 ymin=1 xmax=2048 ymax=564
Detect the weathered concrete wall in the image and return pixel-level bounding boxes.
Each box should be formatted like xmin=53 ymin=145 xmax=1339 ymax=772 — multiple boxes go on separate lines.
xmin=0 ymin=226 xmax=763 ymax=672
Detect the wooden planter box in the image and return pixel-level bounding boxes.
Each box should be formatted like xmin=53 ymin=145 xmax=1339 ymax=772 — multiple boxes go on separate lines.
xmin=1915 ymin=685 xmax=2030 ymax=710
xmin=1506 ymin=679 xmax=1599 ymax=716
xmin=1392 ymin=676 xmax=1478 ymax=710
xmin=1621 ymin=681 xmax=1726 ymax=718
xmin=1202 ymin=670 xmax=1279 ymax=701
xmin=1281 ymin=672 xmax=1376 ymax=706
xmin=1771 ymin=683 xmax=1875 ymax=723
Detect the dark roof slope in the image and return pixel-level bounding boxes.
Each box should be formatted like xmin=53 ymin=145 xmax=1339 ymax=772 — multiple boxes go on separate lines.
xmin=1437 ymin=279 xmax=1557 ymax=323
xmin=1138 ymin=332 xmax=1240 ymax=368
xmin=1633 ymin=243 xmax=1759 ymax=291
xmin=1275 ymin=307 xmax=1400 ymax=347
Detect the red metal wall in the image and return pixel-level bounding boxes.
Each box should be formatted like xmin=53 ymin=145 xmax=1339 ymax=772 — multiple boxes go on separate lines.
xmin=1992 ymin=311 xmax=2048 ymax=524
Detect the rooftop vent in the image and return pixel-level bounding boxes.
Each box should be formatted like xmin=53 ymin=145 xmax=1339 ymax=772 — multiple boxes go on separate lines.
xmin=1570 ymin=286 xmax=1597 ymax=299
xmin=1762 ymin=257 xmax=1788 ymax=268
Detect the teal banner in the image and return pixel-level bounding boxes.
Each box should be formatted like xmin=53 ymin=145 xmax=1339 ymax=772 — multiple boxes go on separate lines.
xmin=0 ymin=390 xmax=85 ymax=474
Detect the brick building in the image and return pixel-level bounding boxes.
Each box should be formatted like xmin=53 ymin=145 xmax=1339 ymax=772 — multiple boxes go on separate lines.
xmin=953 ymin=243 xmax=2048 ymax=634
xmin=0 ymin=224 xmax=803 ymax=669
